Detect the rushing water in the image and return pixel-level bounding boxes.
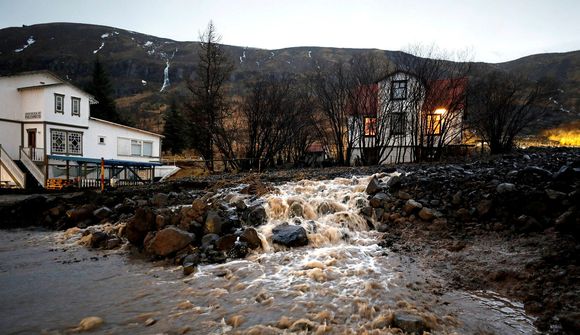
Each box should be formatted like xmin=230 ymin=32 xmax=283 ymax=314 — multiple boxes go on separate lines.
xmin=0 ymin=175 xmax=538 ymax=334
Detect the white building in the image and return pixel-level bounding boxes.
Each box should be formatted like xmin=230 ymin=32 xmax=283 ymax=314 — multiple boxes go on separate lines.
xmin=349 ymin=71 xmax=468 ymax=165
xmin=0 ymin=70 xmax=166 ymax=189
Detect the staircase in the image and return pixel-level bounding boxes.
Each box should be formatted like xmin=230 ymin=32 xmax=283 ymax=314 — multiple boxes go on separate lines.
xmin=19 ymin=147 xmax=46 ymax=188
xmin=0 ymin=144 xmax=26 ymax=188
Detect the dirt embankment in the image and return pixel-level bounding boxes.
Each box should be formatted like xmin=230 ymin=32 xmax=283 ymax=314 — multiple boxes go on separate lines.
xmin=367 ymin=148 xmax=579 ymax=334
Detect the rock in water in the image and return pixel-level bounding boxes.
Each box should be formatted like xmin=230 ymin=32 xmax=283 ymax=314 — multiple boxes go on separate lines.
xmin=227 ymin=241 xmax=249 ymax=259
xmin=125 ymin=207 xmax=156 ymax=246
xmin=245 ymin=205 xmax=267 ymax=226
xmin=73 ymin=316 xmax=104 ymax=332
xmin=365 ymin=177 xmax=382 ymax=195
xmin=272 ymin=225 xmax=308 ymax=247
xmin=145 ymin=226 xmax=194 ymax=257
xmin=240 ymin=227 xmax=261 ymax=249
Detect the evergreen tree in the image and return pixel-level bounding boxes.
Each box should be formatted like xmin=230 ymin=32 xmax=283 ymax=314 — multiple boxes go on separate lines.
xmin=86 ymin=58 xmax=123 ymax=123
xmin=163 ymin=101 xmax=187 ymax=155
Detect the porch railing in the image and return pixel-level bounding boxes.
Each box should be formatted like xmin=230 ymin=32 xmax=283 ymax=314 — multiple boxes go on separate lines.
xmin=19 ymin=147 xmax=46 ymax=187
xmin=20 ymin=146 xmax=45 ymax=162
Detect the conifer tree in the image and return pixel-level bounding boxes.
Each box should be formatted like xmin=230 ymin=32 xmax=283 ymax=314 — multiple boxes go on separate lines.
xmin=86 ymin=58 xmax=123 ymax=123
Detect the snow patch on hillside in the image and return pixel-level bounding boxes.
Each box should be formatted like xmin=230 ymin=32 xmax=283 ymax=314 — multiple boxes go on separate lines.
xmin=144 ymin=41 xmax=153 ymax=47
xmin=14 ymin=36 xmax=35 ymax=53
xmin=308 ymin=50 xmax=312 ymax=58
xmin=93 ymin=42 xmax=105 ymax=54
xmin=101 ymin=33 xmax=110 ymax=39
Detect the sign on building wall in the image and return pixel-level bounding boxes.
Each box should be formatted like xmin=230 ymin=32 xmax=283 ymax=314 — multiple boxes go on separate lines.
xmin=25 ymin=112 xmax=41 ymax=119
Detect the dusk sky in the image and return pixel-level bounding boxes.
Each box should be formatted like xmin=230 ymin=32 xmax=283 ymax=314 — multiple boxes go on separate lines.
xmin=0 ymin=0 xmax=578 ymax=63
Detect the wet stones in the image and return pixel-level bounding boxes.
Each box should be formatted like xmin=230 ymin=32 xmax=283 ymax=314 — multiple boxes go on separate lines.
xmin=204 ymin=211 xmax=223 ymax=235
xmin=403 ymin=199 xmax=422 ymax=214
xmin=125 ymin=207 xmax=156 ymax=246
xmin=145 ymin=226 xmax=194 ymax=257
xmin=93 ymin=206 xmax=112 ymax=220
xmin=272 ymin=224 xmax=308 ymax=247
xmin=240 ymin=227 xmax=262 ymax=249
xmin=244 ymin=205 xmax=267 ymax=226
xmin=182 ymin=253 xmax=201 ymax=276
xmin=369 ymin=192 xmax=389 ymax=208
xmin=418 ymin=207 xmax=436 ymax=221
xmin=365 ymin=177 xmax=382 ymax=195
xmin=393 ymin=313 xmax=429 ymax=334
xmin=496 ymin=183 xmax=516 ymax=194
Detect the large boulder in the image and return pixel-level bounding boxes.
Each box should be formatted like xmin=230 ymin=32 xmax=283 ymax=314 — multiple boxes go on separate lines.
xmin=145 ymin=226 xmax=194 ymax=257
xmin=126 ymin=207 xmax=156 ymax=246
xmin=272 ymin=225 xmax=308 ymax=247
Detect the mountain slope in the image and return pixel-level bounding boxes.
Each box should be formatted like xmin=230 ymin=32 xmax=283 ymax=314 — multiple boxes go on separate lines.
xmin=1 ymin=22 xmax=578 ymax=133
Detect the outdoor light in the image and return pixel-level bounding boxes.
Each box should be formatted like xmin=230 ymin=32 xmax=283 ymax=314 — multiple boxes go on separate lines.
xmin=434 ymin=108 xmax=447 ymax=114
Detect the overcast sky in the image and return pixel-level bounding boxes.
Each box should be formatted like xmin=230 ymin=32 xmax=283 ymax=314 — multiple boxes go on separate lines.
xmin=0 ymin=0 xmax=578 ymax=63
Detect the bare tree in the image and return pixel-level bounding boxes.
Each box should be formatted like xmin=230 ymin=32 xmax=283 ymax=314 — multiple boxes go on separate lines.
xmin=310 ymin=61 xmax=354 ymax=165
xmin=187 ymin=21 xmax=235 ymax=171
xmin=241 ymin=74 xmax=313 ymax=169
xmin=467 ymin=70 xmax=558 ymax=154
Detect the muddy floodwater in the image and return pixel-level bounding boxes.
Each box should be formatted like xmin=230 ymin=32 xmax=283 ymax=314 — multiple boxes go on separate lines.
xmin=0 ymin=175 xmax=539 ymax=334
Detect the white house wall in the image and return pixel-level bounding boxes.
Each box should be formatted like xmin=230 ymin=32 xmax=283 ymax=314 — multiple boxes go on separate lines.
xmin=0 ymin=72 xmax=60 ymax=121
xmin=85 ymin=119 xmax=161 ymax=162
xmin=0 ymin=120 xmax=22 ymax=158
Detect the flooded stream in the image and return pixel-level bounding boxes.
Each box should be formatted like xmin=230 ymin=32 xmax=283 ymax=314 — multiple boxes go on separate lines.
xmin=0 ymin=175 xmax=538 ymax=334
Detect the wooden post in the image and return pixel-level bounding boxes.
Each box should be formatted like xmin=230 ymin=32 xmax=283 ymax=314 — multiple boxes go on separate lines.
xmin=100 ymin=158 xmax=105 ymax=192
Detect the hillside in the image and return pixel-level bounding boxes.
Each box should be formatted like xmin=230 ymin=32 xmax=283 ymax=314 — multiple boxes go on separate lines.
xmin=0 ymin=22 xmax=578 ymax=134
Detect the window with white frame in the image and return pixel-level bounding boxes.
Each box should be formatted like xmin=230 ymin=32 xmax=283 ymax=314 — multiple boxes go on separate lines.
xmin=71 ymin=97 xmax=81 ymax=116
xmin=54 ymin=94 xmax=64 ymax=114
xmin=51 ymin=129 xmax=83 ymax=155
xmin=118 ymin=138 xmax=154 ymax=157
xmin=51 ymin=130 xmax=66 ymax=154
xmin=98 ymin=136 xmax=106 ymax=145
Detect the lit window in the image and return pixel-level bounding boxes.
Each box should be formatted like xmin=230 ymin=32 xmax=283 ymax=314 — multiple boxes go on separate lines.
xmin=391 ymin=80 xmax=407 ymax=100
xmin=71 ymin=97 xmax=81 ymax=116
xmin=364 ymin=117 xmax=376 ymax=136
xmin=427 ymin=112 xmax=443 ymax=135
xmin=390 ymin=112 xmax=406 ymax=135
xmin=54 ymin=94 xmax=64 ymax=114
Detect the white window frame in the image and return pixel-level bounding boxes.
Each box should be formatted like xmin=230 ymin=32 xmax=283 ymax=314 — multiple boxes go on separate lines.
xmin=51 ymin=129 xmax=83 ymax=155
xmin=54 ymin=94 xmax=64 ymax=114
xmin=118 ymin=137 xmax=154 ymax=157
xmin=71 ymin=97 xmax=81 ymax=117
xmin=98 ymin=136 xmax=106 ymax=145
